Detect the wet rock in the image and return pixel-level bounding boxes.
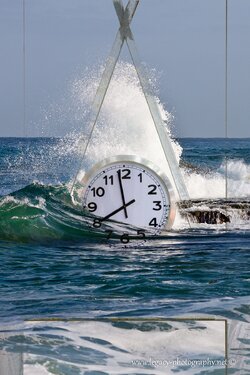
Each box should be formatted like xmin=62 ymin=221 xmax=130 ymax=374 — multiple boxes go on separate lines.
xmin=178 ymin=198 xmax=250 ymax=224
xmin=189 ymin=210 xmax=230 ymax=224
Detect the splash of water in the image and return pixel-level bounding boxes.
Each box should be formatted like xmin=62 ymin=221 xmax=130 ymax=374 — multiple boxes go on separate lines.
xmin=68 ymin=62 xmax=249 ymax=203
xmin=70 ymin=62 xmax=182 ymax=186
xmin=1 ymin=61 xmax=249 ymax=235
xmin=184 ymin=159 xmax=250 ymax=199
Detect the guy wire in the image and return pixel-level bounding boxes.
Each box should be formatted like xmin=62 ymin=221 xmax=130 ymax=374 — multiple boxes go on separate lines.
xmin=225 ymin=0 xmax=229 ymax=229
xmin=22 ymin=0 xmax=27 ymax=137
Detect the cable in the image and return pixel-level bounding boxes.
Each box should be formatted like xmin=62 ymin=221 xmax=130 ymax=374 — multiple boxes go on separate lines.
xmin=22 ymin=0 xmax=27 ymax=137
xmin=225 ymin=0 xmax=228 ymax=142
xmin=225 ymin=0 xmax=229 ymax=229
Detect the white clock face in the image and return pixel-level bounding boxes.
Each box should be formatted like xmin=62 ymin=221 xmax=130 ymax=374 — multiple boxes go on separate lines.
xmin=82 ymin=156 xmax=175 ymax=236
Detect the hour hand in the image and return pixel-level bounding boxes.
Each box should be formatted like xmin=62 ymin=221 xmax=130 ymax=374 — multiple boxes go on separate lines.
xmin=101 ymin=199 xmax=135 ymax=222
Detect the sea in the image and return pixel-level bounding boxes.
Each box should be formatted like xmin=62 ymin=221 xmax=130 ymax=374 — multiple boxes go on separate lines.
xmin=0 ymin=64 xmax=249 ymax=375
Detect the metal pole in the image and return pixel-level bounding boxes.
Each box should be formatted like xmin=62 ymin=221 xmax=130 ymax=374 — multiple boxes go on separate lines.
xmin=114 ymin=0 xmax=189 ymax=201
xmin=22 ymin=0 xmax=26 ymax=137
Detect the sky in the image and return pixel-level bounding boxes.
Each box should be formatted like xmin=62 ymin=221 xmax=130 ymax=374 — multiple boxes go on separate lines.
xmin=0 ymin=0 xmax=249 ymax=138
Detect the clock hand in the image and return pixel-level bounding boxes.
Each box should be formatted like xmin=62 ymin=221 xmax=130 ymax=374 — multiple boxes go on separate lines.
xmin=100 ymin=199 xmax=135 ymax=222
xmin=117 ymin=169 xmax=128 ymax=218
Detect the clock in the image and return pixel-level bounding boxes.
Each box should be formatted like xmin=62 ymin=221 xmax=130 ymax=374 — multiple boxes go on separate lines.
xmin=81 ymin=155 xmax=176 ymax=243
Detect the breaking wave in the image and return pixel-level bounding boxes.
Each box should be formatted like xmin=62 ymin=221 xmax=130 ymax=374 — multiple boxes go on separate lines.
xmin=0 ymin=62 xmax=249 ymax=241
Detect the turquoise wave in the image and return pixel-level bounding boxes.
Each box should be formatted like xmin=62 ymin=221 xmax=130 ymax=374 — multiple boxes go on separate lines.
xmin=0 ymin=183 xmax=142 ymax=243
xmin=1 ymin=182 xmax=249 ymax=243
xmin=0 ymin=183 xmax=98 ymax=242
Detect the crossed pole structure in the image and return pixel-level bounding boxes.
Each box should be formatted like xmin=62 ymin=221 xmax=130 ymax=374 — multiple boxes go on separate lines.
xmin=71 ymin=0 xmax=189 ymax=201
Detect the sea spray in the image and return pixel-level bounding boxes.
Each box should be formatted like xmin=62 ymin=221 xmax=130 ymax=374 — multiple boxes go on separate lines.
xmin=184 ymin=159 xmax=250 ymax=199
xmin=69 ymin=61 xmax=183 ymax=195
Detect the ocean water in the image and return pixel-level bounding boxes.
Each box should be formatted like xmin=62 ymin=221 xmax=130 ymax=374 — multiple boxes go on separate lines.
xmin=0 ymin=63 xmax=249 ymax=374
xmin=0 ymin=136 xmax=249 ymax=375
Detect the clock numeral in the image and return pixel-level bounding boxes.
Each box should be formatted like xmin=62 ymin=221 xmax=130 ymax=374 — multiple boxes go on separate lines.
xmin=149 ymin=218 xmax=158 ymax=227
xmin=153 ymin=201 xmax=162 ymax=211
xmin=105 ymin=230 xmax=145 ymax=242
xmin=93 ymin=218 xmax=101 ymax=228
xmin=138 ymin=173 xmax=143 ymax=183
xmin=105 ymin=230 xmax=113 ymax=239
xmin=148 ymin=184 xmax=157 ymax=195
xmin=88 ymin=202 xmax=97 ymax=212
xmin=137 ymin=229 xmax=146 ymax=239
xmin=91 ymin=187 xmax=105 ymax=197
xmin=121 ymin=169 xmax=131 ymax=179
xmin=103 ymin=175 xmax=114 ymax=185
xmin=120 ymin=233 xmax=130 ymax=244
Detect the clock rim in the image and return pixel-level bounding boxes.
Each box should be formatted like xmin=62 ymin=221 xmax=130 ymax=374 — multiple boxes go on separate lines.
xmin=81 ymin=155 xmax=176 ymax=230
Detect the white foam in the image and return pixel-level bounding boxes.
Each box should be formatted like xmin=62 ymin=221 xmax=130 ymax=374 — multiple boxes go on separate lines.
xmin=184 ymin=159 xmax=250 ymax=200
xmin=0 ymin=194 xmax=46 ymax=211
xmin=184 ymin=171 xmax=226 ymax=199
xmin=24 ymin=363 xmax=52 ymax=375
xmin=21 ymin=320 xmax=226 ymax=375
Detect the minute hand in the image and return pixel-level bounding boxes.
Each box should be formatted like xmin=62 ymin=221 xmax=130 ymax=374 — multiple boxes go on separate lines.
xmin=117 ymin=170 xmax=128 ymax=218
xmin=101 ymin=199 xmax=135 ymax=222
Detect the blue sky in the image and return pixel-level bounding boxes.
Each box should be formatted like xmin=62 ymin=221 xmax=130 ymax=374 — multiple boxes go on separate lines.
xmin=0 ymin=0 xmax=249 ymax=137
